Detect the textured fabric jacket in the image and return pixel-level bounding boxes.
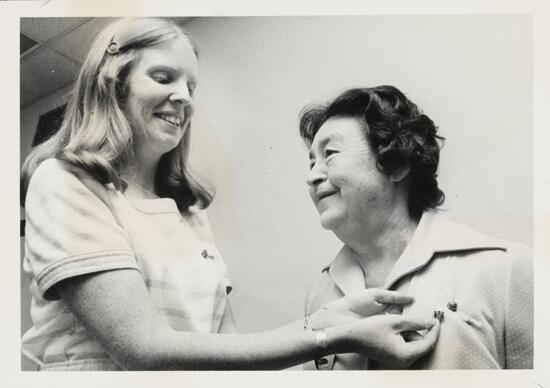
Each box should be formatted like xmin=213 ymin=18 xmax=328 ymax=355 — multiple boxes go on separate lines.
xmin=304 ymin=210 xmax=533 ymax=370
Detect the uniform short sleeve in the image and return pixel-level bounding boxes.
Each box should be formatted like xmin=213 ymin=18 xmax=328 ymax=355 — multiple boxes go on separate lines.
xmin=504 ymin=242 xmax=533 ymax=369
xmin=24 ymin=159 xmax=138 ymax=300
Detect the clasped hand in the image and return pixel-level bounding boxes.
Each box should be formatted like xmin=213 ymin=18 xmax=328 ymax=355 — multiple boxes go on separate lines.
xmin=308 ymin=289 xmax=440 ymax=369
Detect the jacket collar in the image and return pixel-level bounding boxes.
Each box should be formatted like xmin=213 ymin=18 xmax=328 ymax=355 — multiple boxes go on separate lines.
xmin=326 ymin=210 xmax=507 ymax=294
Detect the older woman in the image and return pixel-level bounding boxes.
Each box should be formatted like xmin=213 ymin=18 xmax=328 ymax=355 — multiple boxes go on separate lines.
xmin=20 ymin=19 xmax=440 ymax=371
xmin=300 ymin=85 xmax=533 ymax=370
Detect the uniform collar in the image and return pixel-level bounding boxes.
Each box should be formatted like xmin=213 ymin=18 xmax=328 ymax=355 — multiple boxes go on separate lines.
xmin=323 ymin=247 xmax=366 ymax=296
xmin=325 ymin=210 xmax=507 ymax=294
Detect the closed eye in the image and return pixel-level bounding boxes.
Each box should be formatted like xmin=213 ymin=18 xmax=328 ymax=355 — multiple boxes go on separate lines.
xmin=150 ymin=71 xmax=172 ymax=84
xmin=325 ymin=149 xmax=339 ymax=157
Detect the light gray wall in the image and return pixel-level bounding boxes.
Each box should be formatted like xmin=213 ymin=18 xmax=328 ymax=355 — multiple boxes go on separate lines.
xmin=183 ymin=15 xmax=533 ymax=332
xmin=20 ymin=16 xmax=532 ymax=365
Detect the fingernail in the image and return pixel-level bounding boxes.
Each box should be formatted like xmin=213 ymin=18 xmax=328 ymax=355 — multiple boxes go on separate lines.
xmin=425 ymin=318 xmax=438 ymax=327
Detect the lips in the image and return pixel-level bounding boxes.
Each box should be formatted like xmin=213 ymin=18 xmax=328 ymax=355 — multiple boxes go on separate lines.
xmin=316 ymin=191 xmax=337 ymax=203
xmin=154 ymin=112 xmax=183 ymax=127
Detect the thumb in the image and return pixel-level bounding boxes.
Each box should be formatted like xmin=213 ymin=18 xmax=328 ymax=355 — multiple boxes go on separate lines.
xmin=401 ymin=319 xmax=440 ymax=358
xmin=394 ymin=316 xmax=439 ymax=332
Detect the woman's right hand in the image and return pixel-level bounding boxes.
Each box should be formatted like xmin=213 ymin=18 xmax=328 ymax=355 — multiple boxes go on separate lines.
xmin=308 ymin=289 xmax=414 ymax=329
xmin=331 ymin=313 xmax=440 ymax=369
xmin=326 ymin=288 xmax=414 ymax=317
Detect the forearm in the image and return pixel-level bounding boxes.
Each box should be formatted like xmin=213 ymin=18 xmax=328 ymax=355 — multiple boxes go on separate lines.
xmin=56 ymin=269 xmax=353 ymax=370
xmin=113 ymin=318 xmax=350 ymax=370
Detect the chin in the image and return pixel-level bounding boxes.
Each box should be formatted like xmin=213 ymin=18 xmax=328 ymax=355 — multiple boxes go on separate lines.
xmin=158 ymin=136 xmax=184 ymax=153
xmin=319 ymin=213 xmax=340 ymax=231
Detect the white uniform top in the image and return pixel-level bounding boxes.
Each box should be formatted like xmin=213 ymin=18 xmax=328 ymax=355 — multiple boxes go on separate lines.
xmin=21 ymin=158 xmax=232 ymax=370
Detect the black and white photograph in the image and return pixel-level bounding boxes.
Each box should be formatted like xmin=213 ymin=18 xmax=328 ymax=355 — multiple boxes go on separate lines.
xmin=2 ymin=1 xmax=550 ymax=387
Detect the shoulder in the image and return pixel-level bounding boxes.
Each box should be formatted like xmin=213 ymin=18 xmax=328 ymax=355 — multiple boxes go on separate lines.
xmin=26 ymin=158 xmax=116 ymax=214
xmin=453 ymin=219 xmax=531 ymax=260
xmin=30 ymin=158 xmax=110 ymax=196
xmin=427 ymin=211 xmax=531 ymax=258
xmin=30 ymin=158 xmax=87 ymax=193
xmin=31 ymin=158 xmax=104 ymax=187
xmin=30 ymin=158 xmax=73 ymax=185
xmin=443 ymin=218 xmax=532 ymax=285
xmin=417 ymin=212 xmax=532 ymax=287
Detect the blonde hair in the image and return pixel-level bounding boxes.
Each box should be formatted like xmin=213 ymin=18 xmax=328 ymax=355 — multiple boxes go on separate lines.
xmin=21 ymin=17 xmax=213 ymax=212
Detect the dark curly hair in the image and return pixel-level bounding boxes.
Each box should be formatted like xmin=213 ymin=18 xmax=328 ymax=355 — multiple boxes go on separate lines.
xmin=299 ymin=85 xmax=445 ymax=219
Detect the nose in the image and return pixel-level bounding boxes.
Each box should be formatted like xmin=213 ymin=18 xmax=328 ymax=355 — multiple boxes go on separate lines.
xmin=168 ymin=81 xmax=192 ymax=105
xmin=306 ymin=160 xmax=327 ymax=188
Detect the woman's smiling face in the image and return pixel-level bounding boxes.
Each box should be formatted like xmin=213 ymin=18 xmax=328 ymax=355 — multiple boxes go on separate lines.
xmin=123 ymin=36 xmax=198 ymax=159
xmin=306 ymin=116 xmax=398 ymax=235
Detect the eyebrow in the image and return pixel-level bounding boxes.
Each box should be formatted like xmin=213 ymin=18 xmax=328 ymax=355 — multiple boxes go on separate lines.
xmin=308 ymin=133 xmax=343 ymax=160
xmin=149 ymin=64 xmax=177 ymax=72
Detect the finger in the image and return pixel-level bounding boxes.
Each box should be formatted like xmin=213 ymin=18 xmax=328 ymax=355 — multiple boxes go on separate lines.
xmin=393 ymin=316 xmax=438 ymax=332
xmin=402 ymin=320 xmax=440 ymax=358
xmin=373 ymin=290 xmax=414 ymax=305
xmin=384 ymin=305 xmax=404 ymax=315
xmin=402 ymin=330 xmax=424 ymax=341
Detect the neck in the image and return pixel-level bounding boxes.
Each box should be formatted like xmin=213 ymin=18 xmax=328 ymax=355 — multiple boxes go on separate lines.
xmin=122 ymin=155 xmax=160 ymax=198
xmin=340 ymin=206 xmax=419 ymax=287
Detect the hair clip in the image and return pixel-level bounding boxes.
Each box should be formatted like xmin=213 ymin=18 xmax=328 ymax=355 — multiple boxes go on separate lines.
xmin=106 ymin=42 xmax=120 ymax=55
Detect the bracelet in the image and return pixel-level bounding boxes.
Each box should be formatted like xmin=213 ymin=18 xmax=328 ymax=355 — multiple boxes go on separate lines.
xmin=312 ymin=328 xmax=329 ymax=350
xmin=304 ymin=313 xmax=329 ymax=351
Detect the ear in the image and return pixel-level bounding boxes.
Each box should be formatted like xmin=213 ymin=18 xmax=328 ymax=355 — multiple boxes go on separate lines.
xmin=390 ymin=165 xmax=410 ymax=183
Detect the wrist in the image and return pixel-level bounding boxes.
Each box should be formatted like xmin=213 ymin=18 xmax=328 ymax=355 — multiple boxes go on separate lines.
xmin=305 ymin=309 xmax=325 ymax=330
xmin=322 ymin=325 xmax=355 ymax=355
xmin=312 ymin=329 xmax=329 ymax=352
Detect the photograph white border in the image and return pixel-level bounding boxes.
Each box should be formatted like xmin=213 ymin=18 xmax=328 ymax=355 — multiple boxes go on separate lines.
xmin=2 ymin=0 xmax=549 ymax=387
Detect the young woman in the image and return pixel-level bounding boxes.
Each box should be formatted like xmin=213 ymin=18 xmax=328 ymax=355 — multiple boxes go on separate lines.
xmin=20 ymin=18 xmax=439 ymax=371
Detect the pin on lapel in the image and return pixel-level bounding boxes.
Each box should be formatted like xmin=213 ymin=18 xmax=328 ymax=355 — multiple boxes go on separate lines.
xmin=433 ymin=310 xmax=445 ymax=321
xmin=447 ymin=301 xmax=458 ymax=312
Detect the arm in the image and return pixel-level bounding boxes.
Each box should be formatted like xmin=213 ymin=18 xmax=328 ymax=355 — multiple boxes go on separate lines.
xmin=56 ymin=268 xmax=348 ymax=370
xmin=56 ymin=269 xmax=439 ymax=370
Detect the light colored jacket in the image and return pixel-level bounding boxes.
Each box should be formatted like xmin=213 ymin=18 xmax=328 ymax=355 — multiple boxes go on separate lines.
xmin=304 ymin=210 xmax=533 ymax=370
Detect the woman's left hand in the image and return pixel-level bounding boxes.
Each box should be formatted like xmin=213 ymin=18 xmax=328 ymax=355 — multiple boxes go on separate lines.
xmin=308 ymin=289 xmax=414 ymax=329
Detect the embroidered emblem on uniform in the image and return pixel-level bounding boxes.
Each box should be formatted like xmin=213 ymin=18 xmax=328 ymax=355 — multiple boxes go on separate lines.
xmin=201 ymin=249 xmax=214 ymax=259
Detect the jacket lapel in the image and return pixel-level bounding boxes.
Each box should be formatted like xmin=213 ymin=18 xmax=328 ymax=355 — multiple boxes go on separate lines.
xmin=327 ymin=247 xmax=366 ymax=296
xmin=383 ymin=211 xmax=507 ymax=290
xmin=327 ymin=211 xmax=507 ymax=295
